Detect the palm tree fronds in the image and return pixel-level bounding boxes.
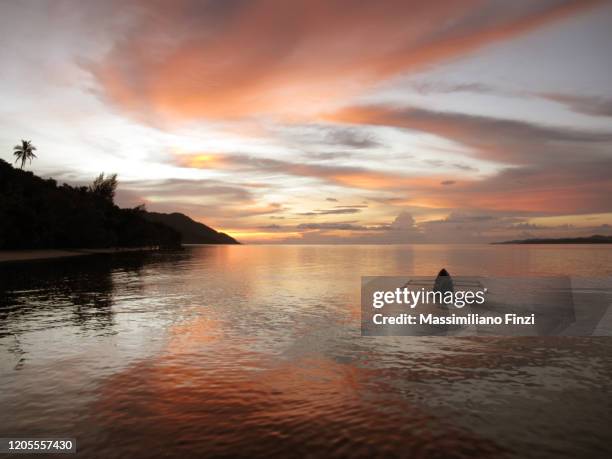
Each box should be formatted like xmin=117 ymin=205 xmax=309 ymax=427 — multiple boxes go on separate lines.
xmin=12 ymin=139 xmax=37 ymax=169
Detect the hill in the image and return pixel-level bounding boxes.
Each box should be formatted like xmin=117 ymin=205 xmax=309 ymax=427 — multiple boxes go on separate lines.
xmin=0 ymin=159 xmax=181 ymax=249
xmin=494 ymin=235 xmax=612 ymax=244
xmin=144 ymin=212 xmax=239 ymax=244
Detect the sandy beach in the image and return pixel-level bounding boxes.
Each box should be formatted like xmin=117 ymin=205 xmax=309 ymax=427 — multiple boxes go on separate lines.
xmin=0 ymin=247 xmax=156 ymax=263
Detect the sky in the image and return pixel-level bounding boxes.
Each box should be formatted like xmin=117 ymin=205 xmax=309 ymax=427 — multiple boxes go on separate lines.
xmin=1 ymin=0 xmax=611 ymax=243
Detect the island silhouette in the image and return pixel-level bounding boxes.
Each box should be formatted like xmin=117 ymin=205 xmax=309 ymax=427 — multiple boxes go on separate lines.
xmin=0 ymin=158 xmax=238 ymax=251
xmin=495 ymin=235 xmax=612 ymax=244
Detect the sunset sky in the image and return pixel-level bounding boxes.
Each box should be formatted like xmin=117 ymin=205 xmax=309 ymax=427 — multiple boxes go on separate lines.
xmin=1 ymin=0 xmax=611 ymax=243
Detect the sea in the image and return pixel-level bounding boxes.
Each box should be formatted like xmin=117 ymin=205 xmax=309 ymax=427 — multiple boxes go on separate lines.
xmin=1 ymin=244 xmax=611 ymax=458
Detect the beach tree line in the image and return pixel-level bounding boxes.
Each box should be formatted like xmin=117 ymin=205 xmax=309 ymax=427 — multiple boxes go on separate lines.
xmin=0 ymin=148 xmax=181 ymax=249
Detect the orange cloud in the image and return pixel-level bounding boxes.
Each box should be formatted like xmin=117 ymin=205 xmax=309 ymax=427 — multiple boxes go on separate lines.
xmin=168 ymin=143 xmax=612 ymax=215
xmin=90 ymin=0 xmax=602 ymax=121
xmin=327 ymin=105 xmax=612 ymax=165
xmin=174 ymin=152 xmax=456 ymax=193
xmin=326 ymin=104 xmax=612 ymax=214
xmin=175 ymin=153 xmax=225 ymax=169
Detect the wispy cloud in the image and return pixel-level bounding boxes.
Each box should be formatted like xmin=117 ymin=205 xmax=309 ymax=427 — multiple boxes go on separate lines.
xmin=328 ymin=105 xmax=612 ymax=213
xmin=173 ymin=152 xmax=450 ymax=192
xmin=296 ymin=208 xmax=362 ymax=216
xmin=87 ymin=0 xmax=601 ymax=121
xmin=540 ymin=93 xmax=612 ymax=117
xmin=329 ymin=105 xmax=612 ymax=164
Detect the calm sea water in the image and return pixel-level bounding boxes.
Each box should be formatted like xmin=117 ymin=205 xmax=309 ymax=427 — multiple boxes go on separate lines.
xmin=1 ymin=245 xmax=611 ymax=458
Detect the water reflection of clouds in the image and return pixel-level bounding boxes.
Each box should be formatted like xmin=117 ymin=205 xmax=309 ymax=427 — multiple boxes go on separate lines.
xmin=0 ymin=254 xmax=150 ymax=368
xmin=83 ymin=347 xmax=505 ymax=458
xmin=0 ymin=246 xmax=611 ymax=457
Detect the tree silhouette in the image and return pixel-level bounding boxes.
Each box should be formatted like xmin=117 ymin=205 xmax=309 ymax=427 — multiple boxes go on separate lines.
xmin=0 ymin=159 xmax=181 ymax=249
xmin=89 ymin=173 xmax=118 ymax=202
xmin=13 ymin=140 xmax=37 ymax=169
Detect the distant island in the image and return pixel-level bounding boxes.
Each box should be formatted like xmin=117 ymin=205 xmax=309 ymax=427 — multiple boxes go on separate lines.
xmin=494 ymin=235 xmax=612 ymax=245
xmin=0 ymin=158 xmax=238 ymax=250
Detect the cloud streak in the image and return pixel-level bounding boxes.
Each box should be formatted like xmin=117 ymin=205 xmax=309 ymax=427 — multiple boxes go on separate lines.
xmin=327 ymin=105 xmax=612 ymax=214
xmin=174 ymin=152 xmax=449 ymax=191
xmin=89 ymin=0 xmax=602 ymax=121
xmin=329 ymin=105 xmax=612 ymax=165
xmin=541 ymin=93 xmax=612 ymax=117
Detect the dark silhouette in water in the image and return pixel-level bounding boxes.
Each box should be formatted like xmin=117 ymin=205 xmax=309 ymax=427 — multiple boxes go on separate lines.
xmin=433 ymin=268 xmax=454 ymax=294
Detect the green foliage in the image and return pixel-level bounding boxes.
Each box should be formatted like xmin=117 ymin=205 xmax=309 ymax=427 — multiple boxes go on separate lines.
xmin=0 ymin=159 xmax=181 ymax=249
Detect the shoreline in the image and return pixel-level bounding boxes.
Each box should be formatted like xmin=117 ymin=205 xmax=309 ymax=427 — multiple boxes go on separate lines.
xmin=0 ymin=247 xmax=158 ymax=264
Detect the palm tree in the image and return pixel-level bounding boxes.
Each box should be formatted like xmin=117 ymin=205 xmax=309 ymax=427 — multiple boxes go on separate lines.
xmin=13 ymin=140 xmax=37 ymax=169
